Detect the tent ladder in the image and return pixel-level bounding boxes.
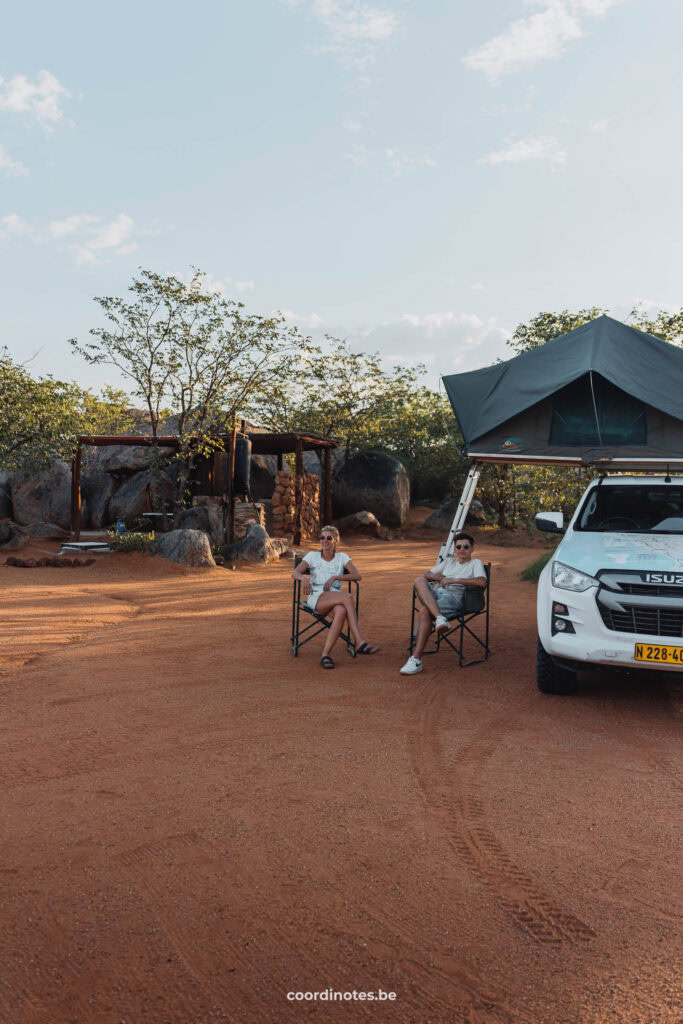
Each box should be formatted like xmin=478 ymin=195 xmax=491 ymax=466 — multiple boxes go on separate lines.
xmin=437 ymin=461 xmax=481 ymax=565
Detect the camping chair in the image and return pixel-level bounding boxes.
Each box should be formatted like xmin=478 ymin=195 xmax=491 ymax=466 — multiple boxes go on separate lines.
xmin=408 ymin=563 xmax=491 ymax=667
xmin=291 ymin=556 xmax=359 ymax=658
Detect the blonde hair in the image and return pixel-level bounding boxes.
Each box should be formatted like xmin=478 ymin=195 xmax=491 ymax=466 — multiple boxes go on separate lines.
xmin=320 ymin=524 xmax=340 ymax=551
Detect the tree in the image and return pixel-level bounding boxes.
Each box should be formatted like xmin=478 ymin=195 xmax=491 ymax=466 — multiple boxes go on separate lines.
xmin=0 ymin=351 xmax=84 ymax=471
xmin=258 ymin=339 xmax=424 ymax=457
xmin=79 ymin=385 xmax=137 ymax=436
xmin=506 ymin=307 xmax=607 ymax=355
xmin=628 ymin=306 xmax=683 ymax=346
xmin=70 ymin=268 xmax=309 ymax=505
xmin=0 ymin=351 xmax=143 ymax=472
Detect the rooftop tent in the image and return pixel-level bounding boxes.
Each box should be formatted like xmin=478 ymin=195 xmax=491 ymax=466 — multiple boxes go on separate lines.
xmin=442 ymin=315 xmax=683 ymax=466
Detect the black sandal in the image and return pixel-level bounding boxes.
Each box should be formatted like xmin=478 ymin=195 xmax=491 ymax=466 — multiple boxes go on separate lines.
xmin=321 ymin=655 xmax=335 ymax=669
xmin=356 ymin=642 xmax=379 ymax=655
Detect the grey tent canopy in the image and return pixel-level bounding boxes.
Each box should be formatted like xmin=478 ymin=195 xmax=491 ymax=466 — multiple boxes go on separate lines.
xmin=442 ymin=315 xmax=683 ymax=467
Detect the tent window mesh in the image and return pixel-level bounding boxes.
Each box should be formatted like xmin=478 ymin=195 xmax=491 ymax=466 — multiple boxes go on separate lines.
xmin=549 ymin=374 xmax=647 ymax=447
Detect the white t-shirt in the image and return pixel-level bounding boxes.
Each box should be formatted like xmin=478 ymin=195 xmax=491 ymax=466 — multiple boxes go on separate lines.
xmin=302 ymin=550 xmax=351 ymax=593
xmin=431 ymin=555 xmax=486 ymax=587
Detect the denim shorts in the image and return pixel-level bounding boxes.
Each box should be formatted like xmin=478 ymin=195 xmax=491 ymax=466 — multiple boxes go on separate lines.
xmin=429 ymin=583 xmax=465 ymax=620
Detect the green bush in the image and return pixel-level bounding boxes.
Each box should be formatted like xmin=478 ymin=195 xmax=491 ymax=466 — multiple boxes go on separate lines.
xmin=107 ymin=530 xmax=156 ymax=553
xmin=520 ymin=551 xmax=554 ymax=582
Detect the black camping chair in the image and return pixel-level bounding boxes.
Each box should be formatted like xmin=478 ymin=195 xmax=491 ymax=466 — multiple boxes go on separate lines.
xmin=408 ymin=563 xmax=491 ymax=667
xmin=291 ymin=556 xmax=359 ymax=658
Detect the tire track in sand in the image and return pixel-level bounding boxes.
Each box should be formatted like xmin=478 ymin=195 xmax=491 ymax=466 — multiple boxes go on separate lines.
xmin=408 ymin=682 xmax=596 ymax=947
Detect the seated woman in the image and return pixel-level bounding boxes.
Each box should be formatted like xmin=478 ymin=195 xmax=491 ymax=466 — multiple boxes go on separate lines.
xmin=292 ymin=525 xmax=379 ymax=669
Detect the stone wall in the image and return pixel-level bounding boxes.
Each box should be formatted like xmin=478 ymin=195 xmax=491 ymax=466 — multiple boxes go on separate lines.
xmin=233 ymin=500 xmax=265 ymax=540
xmin=271 ymin=471 xmax=320 ymax=538
xmin=192 ymin=495 xmax=265 ymax=544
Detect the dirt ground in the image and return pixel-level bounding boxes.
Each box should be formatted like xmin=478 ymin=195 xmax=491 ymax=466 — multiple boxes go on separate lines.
xmin=1 ymin=525 xmax=680 ymax=1024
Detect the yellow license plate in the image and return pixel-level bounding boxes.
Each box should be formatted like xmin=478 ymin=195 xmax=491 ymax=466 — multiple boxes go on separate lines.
xmin=634 ymin=643 xmax=683 ymax=665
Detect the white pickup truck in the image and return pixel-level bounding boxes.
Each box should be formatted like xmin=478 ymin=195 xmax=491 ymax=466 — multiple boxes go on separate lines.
xmin=536 ymin=475 xmax=683 ymax=693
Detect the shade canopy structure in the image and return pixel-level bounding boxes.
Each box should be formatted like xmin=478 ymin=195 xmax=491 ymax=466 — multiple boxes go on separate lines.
xmin=70 ymin=429 xmax=337 ymax=543
xmin=442 ymin=316 xmax=683 ymax=467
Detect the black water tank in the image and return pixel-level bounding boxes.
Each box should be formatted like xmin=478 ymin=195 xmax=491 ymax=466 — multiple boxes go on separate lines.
xmin=234 ymin=436 xmax=252 ymax=495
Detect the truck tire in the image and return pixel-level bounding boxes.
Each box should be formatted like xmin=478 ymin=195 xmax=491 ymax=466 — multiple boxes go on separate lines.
xmin=536 ymin=637 xmax=578 ymax=695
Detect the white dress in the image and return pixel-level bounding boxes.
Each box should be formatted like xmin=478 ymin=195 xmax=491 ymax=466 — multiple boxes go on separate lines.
xmin=302 ymin=550 xmax=351 ymax=610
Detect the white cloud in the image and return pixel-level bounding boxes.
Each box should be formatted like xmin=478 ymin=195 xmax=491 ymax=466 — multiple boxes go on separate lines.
xmin=44 ymin=214 xmax=101 ymax=239
xmin=337 ymin=311 xmax=512 ymax=378
xmin=344 ymin=143 xmax=436 ymax=176
xmin=589 ymin=117 xmax=609 ymax=133
xmin=72 ymin=214 xmax=136 ymax=265
xmin=0 ymin=211 xmax=140 ymax=265
xmin=631 ymin=297 xmax=680 ymax=315
xmin=279 ymin=308 xmax=324 ymax=329
xmin=383 ymin=148 xmax=436 ymax=176
xmin=342 ymin=116 xmax=363 ymax=132
xmin=477 ymin=135 xmax=566 ymax=167
xmin=463 ymin=0 xmax=628 ymax=83
xmin=0 ymin=213 xmax=31 ymax=237
xmin=0 ymin=145 xmax=27 ymax=177
xmin=344 ymin=142 xmax=371 ymax=166
xmin=174 ymin=271 xmax=257 ymax=298
xmin=471 ymin=282 xmax=484 ymax=292
xmin=282 ymin=0 xmax=399 ymax=69
xmin=0 ymin=70 xmax=71 ymax=128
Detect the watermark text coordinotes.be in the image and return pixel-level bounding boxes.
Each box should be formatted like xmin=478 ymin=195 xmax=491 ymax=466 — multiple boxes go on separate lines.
xmin=287 ymin=989 xmax=397 ymax=1003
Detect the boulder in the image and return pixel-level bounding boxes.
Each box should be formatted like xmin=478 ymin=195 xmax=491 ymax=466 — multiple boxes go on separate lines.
xmin=302 ymin=449 xmax=346 ymax=481
xmin=153 ymin=529 xmax=216 ymax=568
xmin=0 ymin=471 xmax=12 ymax=518
xmin=103 ymin=445 xmax=170 ymax=475
xmin=109 ymin=468 xmax=176 ymax=528
xmin=335 ymin=510 xmax=382 ymax=537
xmin=0 ymin=519 xmax=29 ymax=551
xmin=250 ymin=454 xmax=278 ymax=500
xmin=10 ymin=461 xmax=71 ymax=531
xmin=332 ymin=451 xmax=409 ymax=529
xmin=81 ymin=467 xmax=116 ymax=528
xmin=174 ymin=504 xmax=224 ymax=547
xmin=423 ymin=497 xmax=487 ymax=531
xmin=223 ymin=524 xmax=290 ymax=564
xmin=26 ymin=521 xmax=69 ymax=539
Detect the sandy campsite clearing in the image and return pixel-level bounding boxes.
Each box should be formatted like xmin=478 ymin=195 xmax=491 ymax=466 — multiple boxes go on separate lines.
xmin=1 ymin=523 xmax=680 ymax=1024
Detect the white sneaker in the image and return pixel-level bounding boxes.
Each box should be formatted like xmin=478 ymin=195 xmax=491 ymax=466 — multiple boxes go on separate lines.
xmin=434 ymin=615 xmax=450 ymax=635
xmin=400 ymin=656 xmax=423 ymax=675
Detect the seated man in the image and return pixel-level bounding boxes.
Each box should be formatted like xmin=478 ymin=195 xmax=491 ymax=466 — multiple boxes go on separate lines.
xmin=400 ymin=532 xmax=487 ymax=675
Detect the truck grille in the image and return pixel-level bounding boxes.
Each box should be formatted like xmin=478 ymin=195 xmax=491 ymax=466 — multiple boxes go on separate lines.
xmin=596 ymin=571 xmax=683 ymax=638
xmin=598 ymin=603 xmax=683 ymax=637
xmin=618 ymin=582 xmax=683 ymax=598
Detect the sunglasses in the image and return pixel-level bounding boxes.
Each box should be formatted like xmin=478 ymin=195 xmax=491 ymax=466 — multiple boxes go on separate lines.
xmin=320 ymin=535 xmax=334 ymax=541
xmin=455 ymin=543 xmax=471 ymax=549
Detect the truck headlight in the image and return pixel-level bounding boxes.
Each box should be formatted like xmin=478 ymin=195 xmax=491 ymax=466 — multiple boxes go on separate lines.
xmin=551 ymin=561 xmax=598 ymax=593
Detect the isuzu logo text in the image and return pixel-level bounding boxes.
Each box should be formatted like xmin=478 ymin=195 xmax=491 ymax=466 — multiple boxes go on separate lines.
xmin=642 ymin=573 xmax=683 ymax=584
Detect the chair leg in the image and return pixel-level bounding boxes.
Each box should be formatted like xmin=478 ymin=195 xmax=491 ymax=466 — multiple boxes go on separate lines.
xmin=409 ymin=588 xmax=417 ymax=653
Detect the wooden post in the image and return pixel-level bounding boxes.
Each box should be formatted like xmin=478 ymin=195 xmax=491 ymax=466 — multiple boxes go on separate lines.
xmin=71 ymin=443 xmax=82 ymax=540
xmin=227 ymin=424 xmax=237 ymax=543
xmin=323 ymin=446 xmax=332 ymax=526
xmin=294 ymin=438 xmax=303 ymax=545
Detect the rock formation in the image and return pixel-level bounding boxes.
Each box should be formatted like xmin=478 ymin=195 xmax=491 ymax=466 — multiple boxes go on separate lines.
xmin=332 ymin=451 xmax=409 ymax=528
xmin=152 ymin=529 xmax=216 ymax=568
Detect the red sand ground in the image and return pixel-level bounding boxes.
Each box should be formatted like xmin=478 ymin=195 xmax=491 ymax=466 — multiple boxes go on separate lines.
xmin=1 ymin=525 xmax=680 ymax=1024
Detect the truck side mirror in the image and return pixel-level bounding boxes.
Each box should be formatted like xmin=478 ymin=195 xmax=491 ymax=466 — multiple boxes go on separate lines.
xmin=536 ymin=511 xmax=564 ymax=534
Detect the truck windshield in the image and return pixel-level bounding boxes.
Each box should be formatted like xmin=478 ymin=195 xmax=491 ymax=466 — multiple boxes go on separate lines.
xmin=576 ymin=485 xmax=683 ymax=533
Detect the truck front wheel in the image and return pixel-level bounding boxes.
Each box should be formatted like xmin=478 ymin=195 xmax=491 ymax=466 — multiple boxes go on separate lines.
xmin=536 ymin=637 xmax=578 ymax=695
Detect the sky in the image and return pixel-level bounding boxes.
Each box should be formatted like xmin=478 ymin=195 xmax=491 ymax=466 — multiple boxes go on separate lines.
xmin=2 ymin=0 xmax=682 ymax=394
